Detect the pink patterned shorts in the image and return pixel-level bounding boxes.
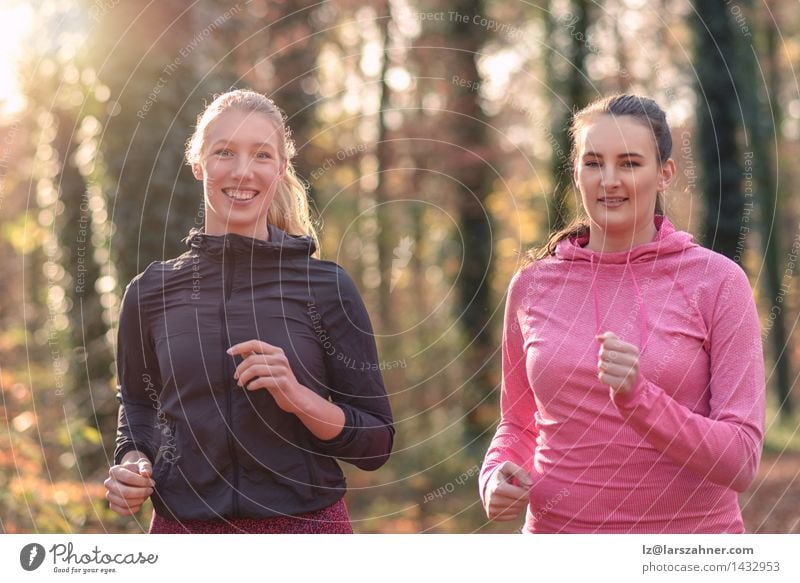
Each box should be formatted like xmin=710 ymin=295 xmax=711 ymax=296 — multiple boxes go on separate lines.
xmin=149 ymin=498 xmax=353 ymax=534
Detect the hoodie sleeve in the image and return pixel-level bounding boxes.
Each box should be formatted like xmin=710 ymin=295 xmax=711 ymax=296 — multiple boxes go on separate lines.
xmin=612 ymin=264 xmax=765 ymax=492
xmin=479 ymin=271 xmax=540 ymax=505
xmin=307 ymin=265 xmax=394 ymax=470
xmin=113 ymin=275 xmax=161 ymax=466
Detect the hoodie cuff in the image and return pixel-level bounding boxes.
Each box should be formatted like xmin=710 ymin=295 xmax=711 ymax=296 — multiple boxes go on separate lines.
xmin=610 ymin=375 xmax=649 ymax=411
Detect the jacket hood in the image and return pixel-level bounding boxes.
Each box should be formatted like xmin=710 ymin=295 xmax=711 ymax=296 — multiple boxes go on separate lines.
xmin=554 ymin=216 xmax=696 ymax=264
xmin=184 ymin=223 xmax=317 ymax=260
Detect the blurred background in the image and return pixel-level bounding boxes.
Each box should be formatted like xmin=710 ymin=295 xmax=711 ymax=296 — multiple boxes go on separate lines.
xmin=0 ymin=0 xmax=797 ymax=533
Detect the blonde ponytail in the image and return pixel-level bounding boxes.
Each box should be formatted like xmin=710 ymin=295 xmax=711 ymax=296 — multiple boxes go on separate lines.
xmin=268 ymin=163 xmax=319 ymax=252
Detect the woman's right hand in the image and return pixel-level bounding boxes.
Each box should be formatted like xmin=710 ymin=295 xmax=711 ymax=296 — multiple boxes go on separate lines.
xmin=104 ymin=452 xmax=155 ymax=516
xmin=483 ymin=461 xmax=533 ymax=522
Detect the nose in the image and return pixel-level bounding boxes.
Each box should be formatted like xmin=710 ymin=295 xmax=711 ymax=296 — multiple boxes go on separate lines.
xmin=600 ymin=165 xmax=620 ymax=189
xmin=231 ymin=156 xmax=254 ymax=181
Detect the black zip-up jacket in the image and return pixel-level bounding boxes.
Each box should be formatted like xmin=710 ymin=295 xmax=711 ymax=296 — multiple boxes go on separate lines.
xmin=114 ymin=223 xmax=394 ymax=521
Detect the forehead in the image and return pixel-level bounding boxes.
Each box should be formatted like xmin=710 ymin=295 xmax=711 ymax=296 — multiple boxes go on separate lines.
xmin=577 ymin=114 xmax=656 ymax=156
xmin=205 ymin=110 xmax=281 ymax=147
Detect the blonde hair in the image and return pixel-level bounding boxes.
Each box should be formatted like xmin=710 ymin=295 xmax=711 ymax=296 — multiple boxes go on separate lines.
xmin=185 ymin=89 xmax=318 ymax=250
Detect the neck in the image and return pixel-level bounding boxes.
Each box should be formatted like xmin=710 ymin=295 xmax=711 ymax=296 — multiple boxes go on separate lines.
xmin=204 ymin=223 xmax=269 ymax=241
xmin=585 ymin=220 xmax=657 ymax=253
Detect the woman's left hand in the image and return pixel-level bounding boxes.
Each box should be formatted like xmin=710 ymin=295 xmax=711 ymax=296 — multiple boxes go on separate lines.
xmin=228 ymin=340 xmax=310 ymax=415
xmin=596 ymin=332 xmax=640 ymax=395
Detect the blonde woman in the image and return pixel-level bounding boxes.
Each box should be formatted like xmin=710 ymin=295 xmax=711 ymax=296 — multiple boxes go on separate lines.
xmin=105 ymin=90 xmax=394 ymax=533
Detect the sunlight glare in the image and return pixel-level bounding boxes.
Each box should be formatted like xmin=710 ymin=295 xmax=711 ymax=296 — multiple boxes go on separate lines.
xmin=0 ymin=2 xmax=33 ymax=119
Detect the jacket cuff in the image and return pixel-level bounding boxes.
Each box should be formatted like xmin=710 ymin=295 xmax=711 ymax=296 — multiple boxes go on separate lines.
xmin=114 ymin=442 xmax=155 ymax=466
xmin=307 ymin=404 xmax=358 ymax=454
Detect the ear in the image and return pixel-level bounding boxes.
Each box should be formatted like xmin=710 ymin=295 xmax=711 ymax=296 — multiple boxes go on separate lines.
xmin=191 ymin=162 xmax=204 ymax=181
xmin=658 ymin=158 xmax=676 ymax=191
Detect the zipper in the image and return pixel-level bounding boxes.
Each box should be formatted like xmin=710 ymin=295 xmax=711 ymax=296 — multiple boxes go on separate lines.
xmin=221 ymin=237 xmax=241 ymax=517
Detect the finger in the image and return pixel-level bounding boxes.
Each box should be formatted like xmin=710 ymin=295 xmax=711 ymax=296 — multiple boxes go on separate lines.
xmin=492 ymin=504 xmax=528 ymax=521
xmin=106 ymin=488 xmax=147 ymax=505
xmin=492 ymin=512 xmax=525 ymax=522
xmin=235 ymin=358 xmax=285 ymax=385
xmin=498 ymin=462 xmax=533 ymax=488
xmin=599 ymin=351 xmax=638 ymax=366
xmin=106 ymin=491 xmax=151 ymax=508
xmin=598 ymin=355 xmax=637 ymax=375
xmin=137 ymin=459 xmax=153 ymax=479
xmin=490 ymin=511 xmax=523 ymax=522
xmin=227 ymin=339 xmax=275 ymax=357
xmin=489 ymin=500 xmax=528 ymax=520
xmin=598 ymin=371 xmax=635 ymax=392
xmin=108 ymin=481 xmax=154 ymax=500
xmin=595 ymin=331 xmax=618 ymax=343
xmin=491 ymin=482 xmax=531 ymax=502
xmin=242 ymin=375 xmax=292 ymax=395
xmin=233 ymin=353 xmax=267 ymax=380
xmin=234 ymin=352 xmax=289 ymax=382
xmin=492 ymin=482 xmax=531 ymax=500
xmin=598 ymin=370 xmax=623 ymax=387
xmin=598 ymin=344 xmax=637 ymax=362
xmin=109 ymin=501 xmax=141 ymax=516
xmin=599 ymin=362 xmax=638 ymax=378
xmin=491 ymin=486 xmax=531 ymax=505
xmin=598 ymin=337 xmax=639 ymax=354
xmin=238 ymin=364 xmax=289 ymax=390
xmin=111 ymin=464 xmax=155 ymax=488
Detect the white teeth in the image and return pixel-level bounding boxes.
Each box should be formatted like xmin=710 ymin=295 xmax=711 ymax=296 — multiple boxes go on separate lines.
xmin=224 ymin=189 xmax=258 ymax=201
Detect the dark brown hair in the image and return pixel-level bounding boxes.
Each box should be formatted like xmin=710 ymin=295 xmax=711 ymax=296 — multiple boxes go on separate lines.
xmin=524 ymin=94 xmax=672 ymax=264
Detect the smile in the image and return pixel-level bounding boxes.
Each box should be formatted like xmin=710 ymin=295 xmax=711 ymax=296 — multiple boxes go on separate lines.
xmin=223 ymin=188 xmax=259 ymax=202
xmin=599 ymin=197 xmax=628 ymax=207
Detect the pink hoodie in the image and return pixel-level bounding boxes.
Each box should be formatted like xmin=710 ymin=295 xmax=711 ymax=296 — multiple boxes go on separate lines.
xmin=479 ymin=216 xmax=765 ymax=533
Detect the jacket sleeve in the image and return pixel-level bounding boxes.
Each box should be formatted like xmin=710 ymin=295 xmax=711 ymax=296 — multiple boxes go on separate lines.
xmin=113 ymin=275 xmax=162 ymax=466
xmin=307 ymin=266 xmax=394 ymax=470
xmin=612 ymin=264 xmax=765 ymax=492
xmin=479 ymin=271 xmax=539 ymax=505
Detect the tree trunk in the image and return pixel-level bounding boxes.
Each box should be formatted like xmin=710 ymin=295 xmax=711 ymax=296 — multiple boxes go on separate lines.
xmin=445 ymin=0 xmax=495 ymax=444
xmin=740 ymin=0 xmax=793 ymax=417
xmin=690 ymin=1 xmax=744 ymax=261
xmin=546 ymin=0 xmax=591 ymax=232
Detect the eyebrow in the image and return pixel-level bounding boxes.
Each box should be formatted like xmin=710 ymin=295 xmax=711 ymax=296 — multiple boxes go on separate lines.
xmin=582 ymin=151 xmax=645 ymax=159
xmin=209 ymin=140 xmax=277 ymax=150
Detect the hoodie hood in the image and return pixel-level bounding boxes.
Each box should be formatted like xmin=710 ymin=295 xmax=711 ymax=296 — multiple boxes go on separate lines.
xmin=553 ymin=216 xmax=696 ymax=355
xmin=184 ymin=222 xmax=316 ymax=261
xmin=554 ymin=215 xmax=696 ymax=264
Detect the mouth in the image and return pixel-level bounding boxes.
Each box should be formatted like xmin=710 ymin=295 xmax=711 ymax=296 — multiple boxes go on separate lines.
xmin=223 ymin=188 xmax=260 ymax=202
xmin=598 ymin=197 xmax=628 ymax=207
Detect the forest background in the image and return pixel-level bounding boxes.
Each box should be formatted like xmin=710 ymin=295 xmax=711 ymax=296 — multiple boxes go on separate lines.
xmin=0 ymin=0 xmax=798 ymax=533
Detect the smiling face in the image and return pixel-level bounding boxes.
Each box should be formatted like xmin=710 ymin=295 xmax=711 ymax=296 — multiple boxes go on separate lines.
xmin=574 ymin=114 xmax=675 ymax=252
xmin=192 ymin=109 xmax=285 ymax=240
